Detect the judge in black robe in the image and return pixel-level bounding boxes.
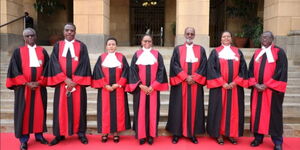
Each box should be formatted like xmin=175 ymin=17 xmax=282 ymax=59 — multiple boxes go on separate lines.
xmin=166 ymin=27 xmax=207 ymax=144
xmin=206 ymin=31 xmax=248 ymax=145
xmin=6 ymin=28 xmax=49 ymax=150
xmin=126 ymin=35 xmax=169 ymax=145
xmin=249 ymin=31 xmax=288 ymax=150
xmin=91 ymin=37 xmax=131 ymax=143
xmin=44 ymin=23 xmax=91 ymax=145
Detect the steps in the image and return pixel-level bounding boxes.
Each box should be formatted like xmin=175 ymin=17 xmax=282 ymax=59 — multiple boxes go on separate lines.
xmin=1 ymin=46 xmax=300 ymax=137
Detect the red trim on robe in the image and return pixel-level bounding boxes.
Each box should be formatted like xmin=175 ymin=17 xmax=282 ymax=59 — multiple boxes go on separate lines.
xmin=207 ymin=77 xmax=226 ymax=88
xmin=72 ymin=75 xmax=91 ymax=86
xmin=92 ymin=78 xmax=108 ymax=88
xmin=151 ymin=81 xmax=169 ymax=91
xmin=46 ymin=72 xmax=67 ymax=86
xmin=233 ymin=76 xmax=249 ymax=88
xmin=6 ymin=75 xmax=27 ymax=88
xmin=117 ymin=77 xmax=127 ymax=87
xmin=192 ymin=73 xmax=206 ymax=85
xmin=265 ymin=79 xmax=287 ymax=93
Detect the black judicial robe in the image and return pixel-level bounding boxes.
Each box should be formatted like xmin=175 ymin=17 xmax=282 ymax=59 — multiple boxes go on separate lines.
xmin=206 ymin=46 xmax=248 ymax=138
xmin=6 ymin=45 xmax=49 ymax=138
xmin=249 ymin=44 xmax=288 ymax=136
xmin=126 ymin=49 xmax=169 ymax=139
xmin=91 ymin=52 xmax=131 ymax=134
xmin=44 ymin=40 xmax=91 ymax=136
xmin=166 ymin=43 xmax=207 ymax=138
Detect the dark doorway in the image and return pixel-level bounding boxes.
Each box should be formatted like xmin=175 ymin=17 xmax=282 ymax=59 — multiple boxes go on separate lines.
xmin=130 ymin=0 xmax=165 ymax=46
xmin=209 ymin=0 xmax=226 ymax=47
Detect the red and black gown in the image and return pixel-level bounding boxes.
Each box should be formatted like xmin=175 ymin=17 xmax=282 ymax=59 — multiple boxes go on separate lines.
xmin=206 ymin=46 xmax=248 ymax=138
xmin=91 ymin=52 xmax=131 ymax=134
xmin=6 ymin=45 xmax=49 ymax=138
xmin=249 ymin=45 xmax=288 ymax=136
xmin=166 ymin=44 xmax=207 ymax=138
xmin=126 ymin=49 xmax=169 ymax=139
xmin=44 ymin=40 xmax=91 ymax=136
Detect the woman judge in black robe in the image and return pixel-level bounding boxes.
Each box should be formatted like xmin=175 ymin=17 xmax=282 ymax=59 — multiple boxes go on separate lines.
xmin=92 ymin=37 xmax=131 ymax=143
xmin=206 ymin=31 xmax=248 ymax=145
xmin=126 ymin=35 xmax=169 ymax=145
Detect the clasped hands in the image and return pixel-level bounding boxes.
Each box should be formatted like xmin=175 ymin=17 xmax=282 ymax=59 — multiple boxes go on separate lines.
xmin=254 ymin=84 xmax=267 ymax=92
xmin=104 ymin=84 xmax=121 ymax=92
xmin=25 ymin=82 xmax=40 ymax=90
xmin=186 ymin=75 xmax=195 ymax=85
xmin=139 ymin=84 xmax=153 ymax=95
xmin=222 ymin=82 xmax=237 ymax=89
xmin=64 ymin=78 xmax=77 ymax=92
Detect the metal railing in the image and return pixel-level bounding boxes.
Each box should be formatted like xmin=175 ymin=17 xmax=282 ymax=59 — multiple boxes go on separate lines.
xmin=0 ymin=12 xmax=30 ymax=28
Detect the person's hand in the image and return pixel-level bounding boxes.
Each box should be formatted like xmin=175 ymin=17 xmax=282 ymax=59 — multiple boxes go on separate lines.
xmin=146 ymin=86 xmax=154 ymax=95
xmin=25 ymin=82 xmax=40 ymax=90
xmin=223 ymin=83 xmax=231 ymax=89
xmin=112 ymin=84 xmax=120 ymax=90
xmin=139 ymin=84 xmax=148 ymax=93
xmin=186 ymin=75 xmax=195 ymax=85
xmin=64 ymin=78 xmax=77 ymax=88
xmin=104 ymin=85 xmax=114 ymax=91
xmin=254 ymin=84 xmax=265 ymax=92
xmin=229 ymin=82 xmax=237 ymax=89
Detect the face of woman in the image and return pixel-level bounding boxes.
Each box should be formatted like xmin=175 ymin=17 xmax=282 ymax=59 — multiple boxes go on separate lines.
xmin=221 ymin=32 xmax=232 ymax=46
xmin=106 ymin=40 xmax=117 ymax=53
xmin=141 ymin=35 xmax=152 ymax=49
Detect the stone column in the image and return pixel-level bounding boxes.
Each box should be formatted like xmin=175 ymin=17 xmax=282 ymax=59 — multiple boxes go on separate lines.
xmin=74 ymin=0 xmax=110 ymax=52
xmin=0 ymin=0 xmax=25 ymax=53
xmin=264 ymin=0 xmax=300 ymax=55
xmin=175 ymin=0 xmax=210 ymax=52
xmin=287 ymin=31 xmax=300 ymax=65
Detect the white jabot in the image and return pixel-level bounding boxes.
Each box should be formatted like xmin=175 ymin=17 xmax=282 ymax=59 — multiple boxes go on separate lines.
xmin=218 ymin=45 xmax=239 ymax=61
xmin=28 ymin=45 xmax=40 ymax=67
xmin=186 ymin=44 xmax=198 ymax=63
xmin=102 ymin=52 xmax=122 ymax=68
xmin=135 ymin=47 xmax=157 ymax=65
xmin=62 ymin=39 xmax=76 ymax=58
xmin=255 ymin=45 xmax=274 ymax=63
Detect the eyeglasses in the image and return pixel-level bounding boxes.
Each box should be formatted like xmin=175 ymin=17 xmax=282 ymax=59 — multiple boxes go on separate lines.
xmin=186 ymin=33 xmax=195 ymax=36
xmin=143 ymin=40 xmax=152 ymax=43
xmin=25 ymin=35 xmax=35 ymax=37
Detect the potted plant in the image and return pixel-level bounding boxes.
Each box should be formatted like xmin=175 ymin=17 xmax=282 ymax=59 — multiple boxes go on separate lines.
xmin=34 ymin=0 xmax=65 ymax=16
xmin=234 ymin=31 xmax=248 ymax=48
xmin=243 ymin=17 xmax=263 ymax=48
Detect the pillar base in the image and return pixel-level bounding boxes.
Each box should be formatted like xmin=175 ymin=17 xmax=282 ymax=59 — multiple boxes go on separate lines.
xmin=76 ymin=34 xmax=109 ymax=53
xmin=0 ymin=33 xmax=24 ymax=53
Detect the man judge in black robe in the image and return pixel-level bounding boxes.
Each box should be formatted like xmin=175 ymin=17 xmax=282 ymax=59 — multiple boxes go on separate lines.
xmin=249 ymin=31 xmax=288 ymax=150
xmin=6 ymin=28 xmax=49 ymax=150
xmin=166 ymin=27 xmax=207 ymax=144
xmin=44 ymin=23 xmax=91 ymax=146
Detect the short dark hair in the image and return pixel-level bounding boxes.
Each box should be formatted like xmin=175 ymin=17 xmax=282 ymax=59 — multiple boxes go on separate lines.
xmin=64 ymin=23 xmax=76 ymax=31
xmin=106 ymin=37 xmax=118 ymax=45
xmin=221 ymin=31 xmax=233 ymax=37
xmin=263 ymin=31 xmax=274 ymax=40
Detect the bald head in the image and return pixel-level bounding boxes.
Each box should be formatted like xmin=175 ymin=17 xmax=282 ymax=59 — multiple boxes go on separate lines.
xmin=260 ymin=31 xmax=274 ymax=47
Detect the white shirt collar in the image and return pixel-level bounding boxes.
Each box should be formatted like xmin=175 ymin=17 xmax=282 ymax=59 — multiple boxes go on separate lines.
xmin=185 ymin=44 xmax=198 ymax=63
xmin=28 ymin=44 xmax=41 ymax=67
xmin=135 ymin=47 xmax=157 ymax=65
xmin=255 ymin=45 xmax=274 ymax=63
xmin=102 ymin=52 xmax=122 ymax=68
xmin=62 ymin=39 xmax=76 ymax=58
xmin=218 ymin=45 xmax=239 ymax=61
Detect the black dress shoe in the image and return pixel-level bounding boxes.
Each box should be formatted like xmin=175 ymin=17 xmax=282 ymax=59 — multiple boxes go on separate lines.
xmin=20 ymin=142 xmax=27 ymax=150
xmin=216 ymin=137 xmax=224 ymax=145
xmin=274 ymin=144 xmax=282 ymax=150
xmin=139 ymin=138 xmax=146 ymax=145
xmin=172 ymin=136 xmax=179 ymax=144
xmin=101 ymin=134 xmax=108 ymax=143
xmin=36 ymin=137 xmax=49 ymax=144
xmin=79 ymin=135 xmax=88 ymax=144
xmin=147 ymin=136 xmax=154 ymax=145
xmin=113 ymin=136 xmax=120 ymax=143
xmin=190 ymin=136 xmax=198 ymax=144
xmin=250 ymin=139 xmax=263 ymax=147
xmin=49 ymin=136 xmax=65 ymax=146
xmin=227 ymin=137 xmax=237 ymax=145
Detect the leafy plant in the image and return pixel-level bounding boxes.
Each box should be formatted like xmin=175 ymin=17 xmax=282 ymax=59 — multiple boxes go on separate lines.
xmin=243 ymin=17 xmax=263 ymax=47
xmin=34 ymin=0 xmax=65 ymax=15
xmin=234 ymin=32 xmax=246 ymax=38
